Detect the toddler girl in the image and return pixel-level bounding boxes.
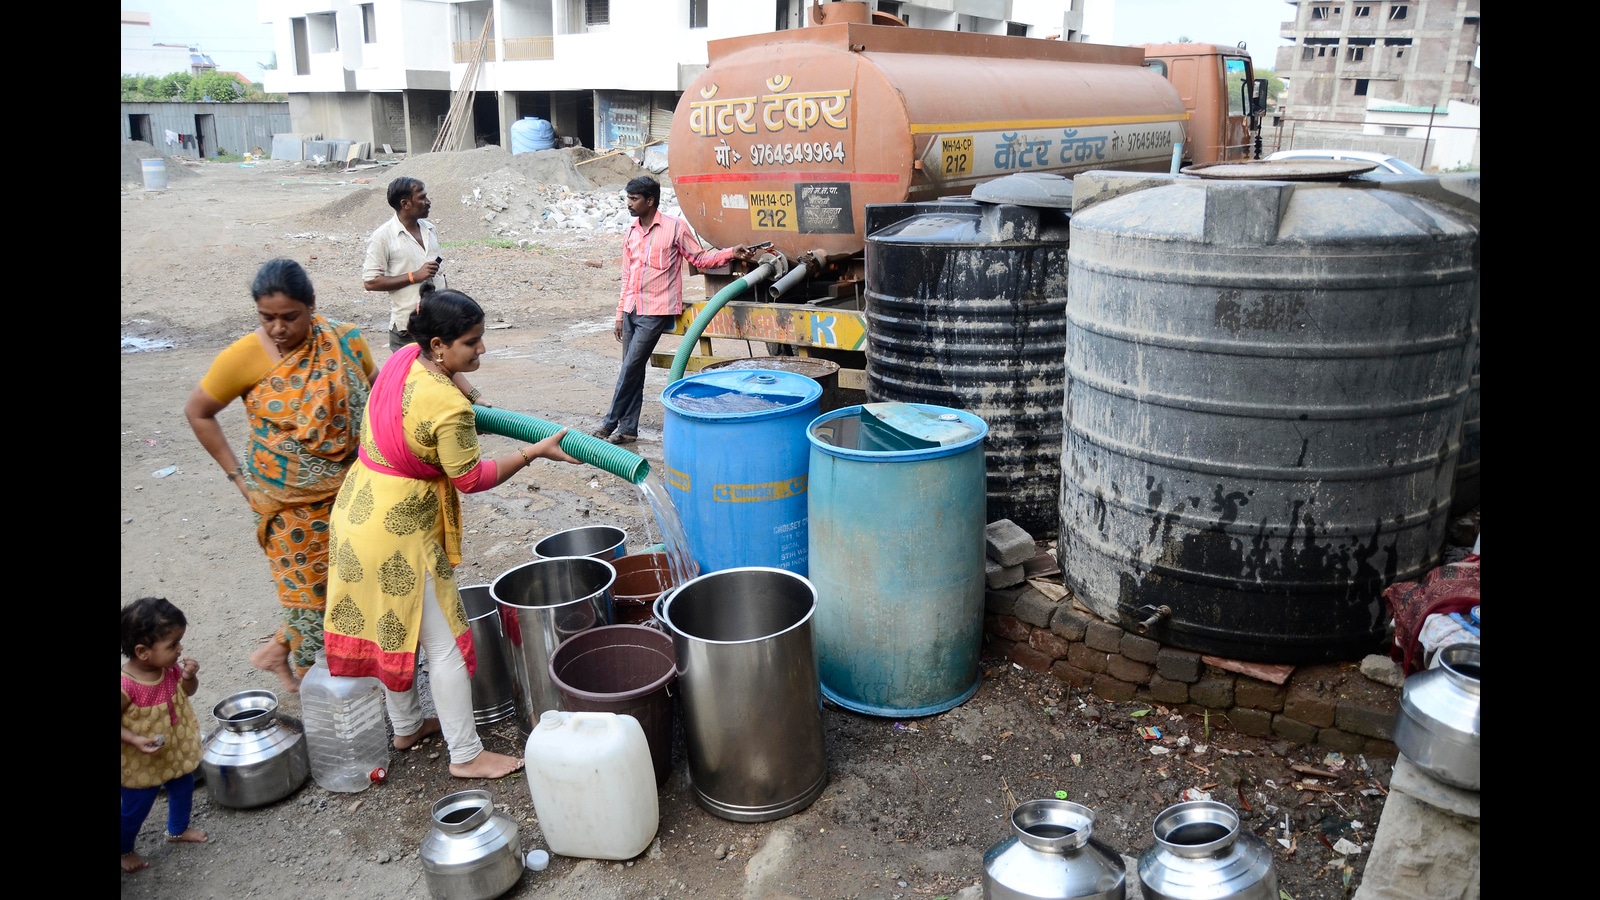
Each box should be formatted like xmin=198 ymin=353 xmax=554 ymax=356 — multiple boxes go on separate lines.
xmin=120 ymin=596 xmax=208 ymax=872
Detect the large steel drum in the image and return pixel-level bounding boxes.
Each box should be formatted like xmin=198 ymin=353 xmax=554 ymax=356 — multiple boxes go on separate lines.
xmin=1060 ymin=172 xmax=1479 ymax=662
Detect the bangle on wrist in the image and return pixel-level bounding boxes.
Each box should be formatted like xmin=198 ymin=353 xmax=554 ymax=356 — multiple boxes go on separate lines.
xmin=518 ymin=447 xmax=534 ymax=466
xmin=407 ymin=271 xmax=415 ymax=284
xmin=225 ymin=468 xmax=243 ymax=483
xmin=467 ymin=388 xmax=482 ymax=403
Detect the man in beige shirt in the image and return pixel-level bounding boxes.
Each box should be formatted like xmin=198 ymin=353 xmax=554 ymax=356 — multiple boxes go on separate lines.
xmin=362 ymin=176 xmax=483 ymax=403
xmin=363 ymin=176 xmax=443 ymax=351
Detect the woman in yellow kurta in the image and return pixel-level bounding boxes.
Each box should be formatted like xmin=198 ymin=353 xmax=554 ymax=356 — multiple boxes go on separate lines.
xmin=185 ymin=258 xmax=374 ymax=692
xmin=324 ymin=289 xmax=581 ymax=779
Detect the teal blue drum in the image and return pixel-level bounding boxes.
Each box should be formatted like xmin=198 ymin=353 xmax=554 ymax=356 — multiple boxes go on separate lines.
xmin=807 ymin=402 xmax=989 ymax=716
xmin=661 ymin=369 xmax=822 ymax=576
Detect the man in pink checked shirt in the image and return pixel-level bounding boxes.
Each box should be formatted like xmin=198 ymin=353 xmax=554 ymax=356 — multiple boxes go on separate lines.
xmin=592 ymin=175 xmax=749 ymax=445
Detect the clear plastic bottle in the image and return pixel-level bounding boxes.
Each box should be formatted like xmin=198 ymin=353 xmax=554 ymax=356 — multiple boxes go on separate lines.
xmin=300 ymin=653 xmax=390 ymax=792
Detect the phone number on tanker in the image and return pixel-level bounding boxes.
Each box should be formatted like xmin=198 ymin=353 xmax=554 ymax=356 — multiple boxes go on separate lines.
xmin=750 ymin=141 xmax=848 ymax=166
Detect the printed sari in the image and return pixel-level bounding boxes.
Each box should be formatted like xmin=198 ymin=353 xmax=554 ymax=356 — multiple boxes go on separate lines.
xmin=241 ymin=316 xmax=372 ymax=674
xmin=322 ymin=345 xmax=477 ymax=691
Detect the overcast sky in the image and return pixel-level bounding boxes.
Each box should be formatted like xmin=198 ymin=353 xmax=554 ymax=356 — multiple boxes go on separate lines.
xmin=125 ymin=0 xmax=1293 ymax=77
xmin=1108 ymin=0 xmax=1290 ymax=70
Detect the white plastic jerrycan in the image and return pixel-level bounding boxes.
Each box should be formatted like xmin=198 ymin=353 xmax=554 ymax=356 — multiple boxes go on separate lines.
xmin=524 ymin=710 xmax=658 ymax=860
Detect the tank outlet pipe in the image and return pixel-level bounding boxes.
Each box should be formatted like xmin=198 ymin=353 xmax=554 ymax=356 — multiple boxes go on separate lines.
xmin=667 ymin=261 xmax=776 ymax=381
xmin=1134 ymin=605 xmax=1173 ymax=635
xmin=472 ymin=406 xmax=650 ymax=484
xmin=767 ymin=250 xmax=825 ymax=300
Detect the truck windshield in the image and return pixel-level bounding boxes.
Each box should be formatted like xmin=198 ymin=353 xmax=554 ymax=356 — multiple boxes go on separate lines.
xmin=1225 ymin=57 xmax=1250 ymax=117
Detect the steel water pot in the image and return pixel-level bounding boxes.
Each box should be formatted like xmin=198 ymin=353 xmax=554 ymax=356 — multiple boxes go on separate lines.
xmin=199 ymin=689 xmax=309 ymax=808
xmin=1392 ymin=641 xmax=1480 ymax=790
xmin=1136 ymin=801 xmax=1277 ymax=900
xmin=982 ymin=799 xmax=1126 ymax=900
xmin=419 ymin=789 xmax=524 ymax=900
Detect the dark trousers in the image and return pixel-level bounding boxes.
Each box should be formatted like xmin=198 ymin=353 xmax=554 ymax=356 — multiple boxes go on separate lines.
xmin=121 ymin=771 xmax=196 ymax=854
xmin=388 ymin=325 xmax=411 ymax=352
xmin=601 ymin=312 xmax=675 ymax=437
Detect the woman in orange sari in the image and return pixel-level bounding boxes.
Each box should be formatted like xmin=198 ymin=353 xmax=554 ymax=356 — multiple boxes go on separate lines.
xmin=184 ymin=258 xmax=375 ymax=692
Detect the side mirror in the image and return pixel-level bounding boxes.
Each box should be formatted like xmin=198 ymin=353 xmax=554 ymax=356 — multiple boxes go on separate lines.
xmin=1252 ymin=78 xmax=1269 ymax=114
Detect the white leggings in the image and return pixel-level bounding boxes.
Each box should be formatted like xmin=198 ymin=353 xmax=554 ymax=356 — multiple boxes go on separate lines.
xmin=383 ymin=575 xmax=483 ymax=765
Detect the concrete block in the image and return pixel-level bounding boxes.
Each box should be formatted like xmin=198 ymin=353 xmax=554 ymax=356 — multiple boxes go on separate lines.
xmin=1317 ymin=727 xmax=1367 ymax=754
xmin=1270 ymin=714 xmax=1319 ymax=745
xmin=985 ymin=588 xmax=1022 ymax=617
xmin=1050 ymin=660 xmax=1095 ymax=688
xmin=1119 ymin=633 xmax=1159 ymax=664
xmin=991 ymin=615 xmax=1032 ymax=644
xmin=985 ymin=557 xmax=1025 ymax=589
xmin=1009 ymin=643 xmax=1053 ymax=674
xmin=985 ymin=518 xmax=1035 ymax=567
xmin=1029 ymin=629 xmax=1072 ymax=660
xmin=1284 ymin=685 xmax=1337 ymax=728
xmin=1092 ymin=673 xmax=1137 ymax=702
xmin=1147 ymin=674 xmax=1189 ymax=704
xmin=1106 ymin=654 xmax=1153 ymax=685
xmin=1189 ymin=675 xmax=1235 ymax=709
xmin=1155 ymin=648 xmax=1204 ymax=683
xmin=1067 ymin=642 xmax=1109 ymax=674
xmin=1235 ymin=679 xmax=1288 ymax=712
xmin=1355 ymin=757 xmax=1479 ymax=900
xmin=1360 ymin=653 xmax=1405 ymax=689
xmin=1050 ymin=608 xmax=1089 ymax=641
xmin=1012 ymin=587 xmax=1057 ymax=628
xmin=1084 ymin=620 xmax=1124 ymax=653
xmin=1336 ymin=697 xmax=1398 ymax=740
xmin=1229 ymin=707 xmax=1274 ymax=737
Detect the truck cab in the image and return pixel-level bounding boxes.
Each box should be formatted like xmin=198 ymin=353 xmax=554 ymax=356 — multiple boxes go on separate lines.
xmin=1140 ymin=43 xmax=1268 ymax=166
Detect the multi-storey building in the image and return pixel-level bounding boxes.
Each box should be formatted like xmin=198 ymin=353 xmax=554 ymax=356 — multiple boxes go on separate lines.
xmin=257 ymin=0 xmax=1085 ymax=155
xmin=1274 ymin=0 xmax=1479 ymax=126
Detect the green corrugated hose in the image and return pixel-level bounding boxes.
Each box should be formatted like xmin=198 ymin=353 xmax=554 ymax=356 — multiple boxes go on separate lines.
xmin=668 ymin=263 xmax=776 ymax=382
xmin=473 ymin=406 xmax=650 ymax=484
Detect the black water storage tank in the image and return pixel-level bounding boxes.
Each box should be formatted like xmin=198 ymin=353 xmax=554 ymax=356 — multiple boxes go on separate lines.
xmin=1060 ymin=170 xmax=1479 ymax=663
xmin=864 ymin=173 xmax=1072 ymax=537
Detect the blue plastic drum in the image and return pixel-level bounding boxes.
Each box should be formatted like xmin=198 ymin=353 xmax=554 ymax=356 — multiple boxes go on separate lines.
xmin=661 ymin=369 xmax=822 ymax=577
xmin=807 ymin=402 xmax=989 ymax=716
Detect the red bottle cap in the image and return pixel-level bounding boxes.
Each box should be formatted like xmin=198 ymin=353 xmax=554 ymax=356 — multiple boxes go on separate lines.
xmin=370 ymin=767 xmax=387 ymax=783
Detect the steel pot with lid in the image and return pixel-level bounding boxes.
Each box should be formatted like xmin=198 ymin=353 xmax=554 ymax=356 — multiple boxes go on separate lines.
xmin=1392 ymin=641 xmax=1480 ymax=790
xmin=419 ymin=789 xmax=524 ymax=899
xmin=1137 ymin=801 xmax=1277 ymax=900
xmin=199 ymin=689 xmax=309 ymax=808
xmin=982 ymin=798 xmax=1125 ymax=900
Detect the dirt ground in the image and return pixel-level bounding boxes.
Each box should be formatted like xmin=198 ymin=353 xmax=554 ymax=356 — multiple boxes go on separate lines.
xmin=121 ymin=152 xmax=1390 ymax=900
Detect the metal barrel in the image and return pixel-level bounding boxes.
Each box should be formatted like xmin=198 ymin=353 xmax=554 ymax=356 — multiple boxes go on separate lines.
xmin=491 ymin=557 xmax=615 ymax=735
xmin=532 ymin=525 xmax=628 ymax=562
xmin=807 ymin=403 xmax=990 ymax=716
xmin=660 ymin=567 xmax=826 ymax=822
xmin=1062 ymin=175 xmax=1479 ymax=662
xmin=459 ymin=584 xmax=518 ymax=726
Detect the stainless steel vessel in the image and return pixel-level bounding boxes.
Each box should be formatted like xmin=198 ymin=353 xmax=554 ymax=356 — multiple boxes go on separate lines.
xmin=199 ymin=689 xmax=309 ymax=809
xmin=419 ymin=789 xmax=524 ymax=900
xmin=460 ymin=584 xmax=519 ymax=725
xmin=492 ymin=556 xmax=615 ymax=735
xmin=982 ymin=799 xmax=1126 ymax=900
xmin=1136 ymin=801 xmax=1277 ymax=900
xmin=1392 ymin=641 xmax=1480 ymax=790
xmin=531 ymin=525 xmax=627 ymax=561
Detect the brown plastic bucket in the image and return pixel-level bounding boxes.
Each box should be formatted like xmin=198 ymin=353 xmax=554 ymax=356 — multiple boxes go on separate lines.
xmin=547 ymin=624 xmax=678 ymax=786
xmin=611 ymin=552 xmax=698 ymax=628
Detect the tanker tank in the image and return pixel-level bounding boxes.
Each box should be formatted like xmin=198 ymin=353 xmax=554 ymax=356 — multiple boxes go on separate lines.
xmin=668 ymin=22 xmax=1188 ymax=267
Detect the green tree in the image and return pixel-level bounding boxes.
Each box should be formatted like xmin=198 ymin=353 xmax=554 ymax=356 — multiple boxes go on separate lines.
xmin=160 ymin=72 xmax=193 ymax=100
xmin=184 ymin=72 xmax=243 ymax=103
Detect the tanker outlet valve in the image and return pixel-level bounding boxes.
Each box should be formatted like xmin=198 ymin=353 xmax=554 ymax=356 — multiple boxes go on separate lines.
xmin=1134 ymin=605 xmax=1172 ymax=635
xmin=768 ymin=249 xmax=828 ymax=301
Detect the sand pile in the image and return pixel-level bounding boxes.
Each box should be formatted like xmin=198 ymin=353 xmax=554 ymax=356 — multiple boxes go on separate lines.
xmin=120 ymin=140 xmax=198 ymax=189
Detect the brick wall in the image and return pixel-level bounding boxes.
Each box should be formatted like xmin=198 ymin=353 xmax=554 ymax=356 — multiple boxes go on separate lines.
xmin=984 ymin=584 xmax=1400 ymax=758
